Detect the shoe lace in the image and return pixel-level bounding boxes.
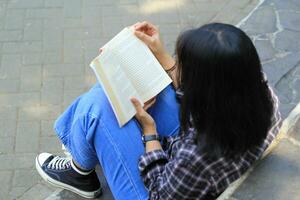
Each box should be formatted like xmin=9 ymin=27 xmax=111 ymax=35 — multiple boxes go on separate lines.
xmin=47 ymin=156 xmax=71 ymax=170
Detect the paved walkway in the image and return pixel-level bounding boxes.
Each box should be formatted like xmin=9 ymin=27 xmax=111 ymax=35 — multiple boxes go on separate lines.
xmin=239 ymin=0 xmax=300 ymax=118
xmin=1 ymin=0 xmax=285 ymax=199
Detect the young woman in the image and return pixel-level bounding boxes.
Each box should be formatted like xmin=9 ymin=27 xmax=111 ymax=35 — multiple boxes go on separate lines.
xmin=35 ymin=22 xmax=281 ymax=199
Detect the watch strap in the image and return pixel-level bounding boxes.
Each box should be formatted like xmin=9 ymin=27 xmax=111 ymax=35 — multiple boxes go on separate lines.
xmin=142 ymin=134 xmax=160 ymax=144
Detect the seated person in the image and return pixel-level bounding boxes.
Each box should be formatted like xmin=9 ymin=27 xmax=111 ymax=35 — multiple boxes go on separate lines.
xmin=35 ymin=22 xmax=281 ymax=200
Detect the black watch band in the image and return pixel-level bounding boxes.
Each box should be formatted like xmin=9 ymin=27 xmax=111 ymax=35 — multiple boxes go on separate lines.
xmin=142 ymin=134 xmax=160 ymax=144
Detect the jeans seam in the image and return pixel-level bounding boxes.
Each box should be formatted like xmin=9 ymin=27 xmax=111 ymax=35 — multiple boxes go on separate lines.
xmin=100 ymin=118 xmax=146 ymax=200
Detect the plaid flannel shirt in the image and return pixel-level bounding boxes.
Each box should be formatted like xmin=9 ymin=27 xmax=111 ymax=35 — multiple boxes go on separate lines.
xmin=138 ymin=87 xmax=281 ymax=200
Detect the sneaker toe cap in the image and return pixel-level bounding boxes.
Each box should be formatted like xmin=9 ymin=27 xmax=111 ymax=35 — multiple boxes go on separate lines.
xmin=37 ymin=152 xmax=52 ymax=166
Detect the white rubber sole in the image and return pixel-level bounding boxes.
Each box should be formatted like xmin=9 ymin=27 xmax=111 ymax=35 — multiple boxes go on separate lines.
xmin=35 ymin=156 xmax=102 ymax=199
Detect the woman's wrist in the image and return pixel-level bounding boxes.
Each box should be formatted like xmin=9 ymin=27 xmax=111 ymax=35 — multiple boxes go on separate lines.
xmin=143 ymin=125 xmax=157 ymax=135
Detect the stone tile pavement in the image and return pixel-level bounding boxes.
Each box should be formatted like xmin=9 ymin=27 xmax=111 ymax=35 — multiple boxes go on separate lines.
xmin=239 ymin=0 xmax=300 ymax=118
xmin=0 ymin=0 xmax=279 ymax=199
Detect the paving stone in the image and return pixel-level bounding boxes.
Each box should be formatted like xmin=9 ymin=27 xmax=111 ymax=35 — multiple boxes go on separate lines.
xmin=26 ymin=8 xmax=62 ymax=19
xmin=0 ymin=30 xmax=22 ymax=41
xmin=64 ymin=76 xmax=87 ymax=90
xmin=0 ymin=107 xmax=17 ymax=120
xmin=20 ymin=65 xmax=42 ymax=92
xmin=0 ymin=153 xmax=36 ymax=170
xmin=22 ymin=53 xmax=43 ymax=65
xmin=2 ymin=41 xmax=43 ymax=53
xmin=63 ymin=40 xmax=85 ymax=63
xmin=293 ymin=78 xmax=300 ymax=102
xmin=241 ymin=5 xmax=277 ymax=35
xmin=13 ymin=169 xmax=41 ymax=188
xmin=254 ymin=39 xmax=277 ymax=62
xmin=44 ymin=27 xmax=63 ymax=42
xmin=43 ymin=40 xmax=63 ymax=52
xmin=18 ymin=105 xmax=61 ymax=121
xmin=63 ymin=0 xmax=82 ymax=18
xmin=232 ymin=139 xmax=300 ymax=200
xmin=24 ymin=19 xmax=43 ymax=41
xmin=83 ymin=39 xmax=107 ymax=53
xmin=0 ymin=137 xmax=14 ymax=154
xmin=7 ymin=0 xmax=44 ymax=9
xmin=82 ymin=6 xmax=103 ymax=28
xmin=19 ymin=183 xmax=55 ymax=200
xmin=0 ymin=79 xmax=19 ymax=93
xmin=0 ymin=1 xmax=6 ymax=18
xmin=41 ymin=120 xmax=56 ymax=136
xmin=0 ymin=120 xmax=16 ymax=137
xmin=215 ymin=12 xmax=245 ymax=26
xmin=0 ymin=92 xmax=40 ymax=107
xmin=43 ymin=51 xmax=63 ymax=64
xmin=41 ymin=77 xmax=63 ymax=105
xmin=275 ymin=30 xmax=300 ymax=52
xmin=63 ymin=18 xmax=83 ymax=28
xmin=81 ymin=0 xmax=113 ymax=7
xmin=294 ymin=65 xmax=300 ymax=78
xmin=39 ymin=136 xmax=62 ymax=153
xmin=9 ymin=186 xmax=29 ymax=200
xmin=43 ymin=64 xmax=85 ymax=77
xmin=275 ymin=75 xmax=294 ymax=103
xmin=0 ymin=170 xmax=13 ymax=200
xmin=263 ymin=52 xmax=300 ymax=86
xmin=5 ymin=9 xmax=25 ymax=30
xmin=101 ymin=17 xmax=124 ymax=38
xmin=45 ymin=0 xmax=64 ymax=8
xmin=15 ymin=121 xmax=40 ymax=153
xmin=279 ymin=11 xmax=300 ymax=32
xmin=64 ymin=28 xmax=89 ymax=40
xmin=63 ymin=89 xmax=85 ymax=107
xmin=0 ymin=54 xmax=22 ymax=79
xmin=263 ymin=0 xmax=300 ymax=11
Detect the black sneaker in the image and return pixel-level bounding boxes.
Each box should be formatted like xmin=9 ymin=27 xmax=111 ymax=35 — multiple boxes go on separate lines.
xmin=35 ymin=153 xmax=102 ymax=199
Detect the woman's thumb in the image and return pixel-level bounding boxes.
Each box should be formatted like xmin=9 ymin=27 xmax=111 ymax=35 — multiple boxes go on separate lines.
xmin=131 ymin=98 xmax=143 ymax=113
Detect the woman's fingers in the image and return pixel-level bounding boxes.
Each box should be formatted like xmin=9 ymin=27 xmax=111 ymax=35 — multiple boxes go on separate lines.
xmin=131 ymin=97 xmax=156 ymax=131
xmin=134 ymin=31 xmax=153 ymax=45
xmin=130 ymin=98 xmax=144 ymax=114
xmin=134 ymin=21 xmax=155 ymax=31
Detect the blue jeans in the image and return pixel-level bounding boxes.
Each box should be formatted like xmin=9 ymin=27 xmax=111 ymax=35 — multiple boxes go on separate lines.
xmin=54 ymin=83 xmax=180 ymax=200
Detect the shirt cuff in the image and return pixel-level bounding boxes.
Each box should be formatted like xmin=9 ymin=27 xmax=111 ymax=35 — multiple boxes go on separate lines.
xmin=138 ymin=149 xmax=168 ymax=172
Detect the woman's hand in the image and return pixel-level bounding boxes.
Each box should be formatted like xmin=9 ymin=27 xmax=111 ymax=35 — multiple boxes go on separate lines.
xmin=133 ymin=21 xmax=175 ymax=70
xmin=131 ymin=97 xmax=157 ymax=134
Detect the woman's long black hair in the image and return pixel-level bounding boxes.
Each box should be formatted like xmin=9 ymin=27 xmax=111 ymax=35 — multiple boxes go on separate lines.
xmin=176 ymin=23 xmax=275 ymax=158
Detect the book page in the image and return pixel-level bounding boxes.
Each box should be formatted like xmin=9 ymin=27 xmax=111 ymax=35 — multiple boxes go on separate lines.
xmin=90 ymin=49 xmax=141 ymax=127
xmin=106 ymin=28 xmax=172 ymax=102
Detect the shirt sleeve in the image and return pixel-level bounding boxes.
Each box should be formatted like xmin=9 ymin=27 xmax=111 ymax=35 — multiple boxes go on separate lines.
xmin=138 ymin=148 xmax=211 ymax=199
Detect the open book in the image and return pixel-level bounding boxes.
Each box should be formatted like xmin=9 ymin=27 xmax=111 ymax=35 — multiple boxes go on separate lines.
xmin=90 ymin=27 xmax=172 ymax=127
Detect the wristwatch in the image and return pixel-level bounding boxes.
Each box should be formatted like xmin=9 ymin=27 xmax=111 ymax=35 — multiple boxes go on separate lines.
xmin=142 ymin=134 xmax=160 ymax=144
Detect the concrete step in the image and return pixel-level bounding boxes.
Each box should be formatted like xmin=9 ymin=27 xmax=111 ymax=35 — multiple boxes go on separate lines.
xmin=218 ymin=103 xmax=300 ymax=200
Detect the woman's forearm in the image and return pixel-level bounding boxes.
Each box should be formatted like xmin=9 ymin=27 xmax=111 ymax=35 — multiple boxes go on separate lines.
xmin=156 ymin=52 xmax=179 ymax=89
